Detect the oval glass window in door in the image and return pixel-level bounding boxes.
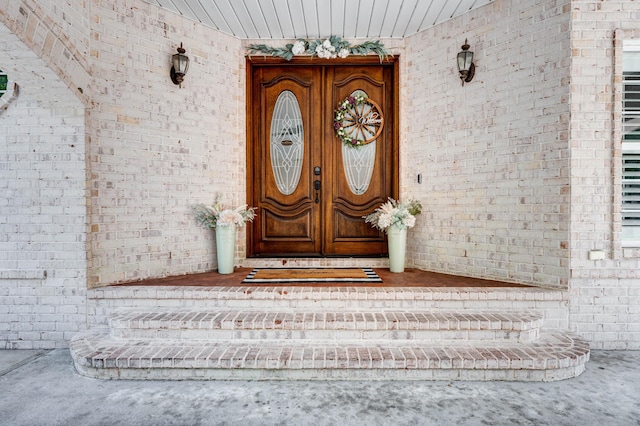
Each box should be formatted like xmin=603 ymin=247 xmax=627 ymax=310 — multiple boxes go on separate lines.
xmin=343 ymin=90 xmax=376 ymax=195
xmin=270 ymin=90 xmax=304 ymax=195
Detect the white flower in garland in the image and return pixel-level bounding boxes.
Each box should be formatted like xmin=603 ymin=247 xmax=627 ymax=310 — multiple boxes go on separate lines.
xmin=316 ymin=39 xmax=337 ymax=58
xmin=291 ymin=40 xmax=307 ymax=55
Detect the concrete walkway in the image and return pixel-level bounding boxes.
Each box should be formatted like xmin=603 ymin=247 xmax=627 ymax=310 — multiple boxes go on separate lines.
xmin=1 ymin=349 xmax=638 ymax=425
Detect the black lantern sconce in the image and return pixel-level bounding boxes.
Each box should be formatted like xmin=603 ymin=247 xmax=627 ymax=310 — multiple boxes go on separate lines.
xmin=170 ymin=43 xmax=190 ymax=87
xmin=457 ymin=39 xmax=475 ymax=86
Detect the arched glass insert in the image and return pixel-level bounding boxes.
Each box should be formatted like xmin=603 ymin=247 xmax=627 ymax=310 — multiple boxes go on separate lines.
xmin=343 ymin=90 xmax=377 ymax=195
xmin=271 ymin=90 xmax=304 ymax=195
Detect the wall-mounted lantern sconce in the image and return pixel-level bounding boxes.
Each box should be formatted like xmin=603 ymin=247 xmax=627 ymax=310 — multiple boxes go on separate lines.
xmin=170 ymin=43 xmax=189 ymax=87
xmin=457 ymin=39 xmax=475 ymax=86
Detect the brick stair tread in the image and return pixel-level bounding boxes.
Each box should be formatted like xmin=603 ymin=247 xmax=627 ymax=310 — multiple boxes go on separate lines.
xmin=88 ymin=286 xmax=568 ymax=316
xmin=109 ymin=309 xmax=543 ymax=332
xmin=71 ymin=330 xmax=589 ymax=371
xmin=90 ymin=286 xmax=567 ymax=303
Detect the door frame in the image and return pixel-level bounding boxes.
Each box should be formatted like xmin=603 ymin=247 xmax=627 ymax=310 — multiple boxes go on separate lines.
xmin=245 ymin=55 xmax=400 ymax=258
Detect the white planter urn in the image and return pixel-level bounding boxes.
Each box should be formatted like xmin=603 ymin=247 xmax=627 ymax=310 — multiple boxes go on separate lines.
xmin=215 ymin=224 xmax=236 ymax=274
xmin=387 ymin=224 xmax=407 ymax=273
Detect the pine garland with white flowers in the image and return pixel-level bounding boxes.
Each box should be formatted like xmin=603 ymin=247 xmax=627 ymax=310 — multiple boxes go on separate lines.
xmin=248 ymin=36 xmax=390 ymax=62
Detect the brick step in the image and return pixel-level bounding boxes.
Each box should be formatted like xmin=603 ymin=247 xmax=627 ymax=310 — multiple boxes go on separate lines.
xmin=88 ymin=286 xmax=570 ymax=331
xmin=109 ymin=310 xmax=543 ymax=343
xmin=70 ymin=330 xmax=590 ymax=381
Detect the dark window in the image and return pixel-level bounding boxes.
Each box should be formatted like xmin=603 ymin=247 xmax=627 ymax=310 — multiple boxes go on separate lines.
xmin=0 ymin=70 xmax=7 ymax=97
xmin=623 ymin=62 xmax=640 ymax=242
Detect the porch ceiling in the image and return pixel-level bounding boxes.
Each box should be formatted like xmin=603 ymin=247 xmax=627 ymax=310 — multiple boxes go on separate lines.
xmin=143 ymin=0 xmax=494 ymax=39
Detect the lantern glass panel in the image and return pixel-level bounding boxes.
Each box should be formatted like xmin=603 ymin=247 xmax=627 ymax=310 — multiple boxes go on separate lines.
xmin=173 ymin=54 xmax=189 ymax=75
xmin=457 ymin=51 xmax=473 ymax=72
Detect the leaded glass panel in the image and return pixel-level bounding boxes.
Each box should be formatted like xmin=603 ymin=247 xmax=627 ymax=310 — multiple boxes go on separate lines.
xmin=343 ymin=90 xmax=376 ymax=195
xmin=270 ymin=90 xmax=304 ymax=195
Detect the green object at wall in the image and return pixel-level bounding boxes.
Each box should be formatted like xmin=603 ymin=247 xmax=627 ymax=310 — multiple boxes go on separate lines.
xmin=0 ymin=71 xmax=7 ymax=94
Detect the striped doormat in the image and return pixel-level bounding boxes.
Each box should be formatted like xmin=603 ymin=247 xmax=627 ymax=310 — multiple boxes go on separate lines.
xmin=241 ymin=268 xmax=382 ymax=284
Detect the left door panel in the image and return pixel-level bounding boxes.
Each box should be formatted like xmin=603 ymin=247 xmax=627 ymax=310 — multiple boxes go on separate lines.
xmin=250 ymin=66 xmax=322 ymax=256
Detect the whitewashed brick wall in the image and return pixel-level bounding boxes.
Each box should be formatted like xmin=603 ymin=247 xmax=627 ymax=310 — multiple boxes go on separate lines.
xmin=404 ymin=0 xmax=572 ymax=289
xmin=0 ymin=0 xmax=91 ymax=103
xmin=0 ymin=21 xmax=87 ymax=349
xmin=2 ymin=0 xmax=639 ymax=350
xmin=568 ymin=2 xmax=640 ymax=349
xmin=1 ymin=0 xmax=246 ymax=347
xmin=86 ymin=0 xmax=244 ymax=286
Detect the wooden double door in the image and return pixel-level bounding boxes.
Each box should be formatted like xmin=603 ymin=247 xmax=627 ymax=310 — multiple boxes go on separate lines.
xmin=247 ymin=58 xmax=398 ymax=257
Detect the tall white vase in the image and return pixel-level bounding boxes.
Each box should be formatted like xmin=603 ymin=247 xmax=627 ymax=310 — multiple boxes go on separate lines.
xmin=387 ymin=224 xmax=407 ymax=273
xmin=215 ymin=224 xmax=236 ymax=274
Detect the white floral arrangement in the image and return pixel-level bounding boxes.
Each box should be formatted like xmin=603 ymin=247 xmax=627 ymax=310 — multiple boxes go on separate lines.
xmin=193 ymin=195 xmax=256 ymax=229
xmin=364 ymin=198 xmax=422 ymax=233
xmin=248 ymin=36 xmax=389 ymax=62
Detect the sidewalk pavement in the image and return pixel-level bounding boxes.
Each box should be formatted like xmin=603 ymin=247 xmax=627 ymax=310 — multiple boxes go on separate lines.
xmin=1 ymin=349 xmax=639 ymax=426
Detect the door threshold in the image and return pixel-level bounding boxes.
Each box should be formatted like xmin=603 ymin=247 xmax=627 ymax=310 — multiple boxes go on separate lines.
xmin=242 ymin=257 xmax=390 ymax=269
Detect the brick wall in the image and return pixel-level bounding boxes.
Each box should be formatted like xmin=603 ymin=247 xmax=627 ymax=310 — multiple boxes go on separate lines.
xmin=0 ymin=0 xmax=246 ymax=348
xmin=568 ymin=2 xmax=640 ymax=350
xmin=404 ymin=0 xmax=572 ymax=289
xmin=86 ymin=0 xmax=244 ymax=286
xmin=0 ymin=0 xmax=91 ymax=104
xmin=0 ymin=22 xmax=86 ymax=349
xmin=403 ymin=0 xmax=640 ymax=349
xmin=2 ymin=0 xmax=639 ymax=350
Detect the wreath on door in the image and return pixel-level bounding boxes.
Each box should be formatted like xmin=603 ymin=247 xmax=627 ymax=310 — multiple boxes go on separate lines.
xmin=334 ymin=94 xmax=384 ymax=147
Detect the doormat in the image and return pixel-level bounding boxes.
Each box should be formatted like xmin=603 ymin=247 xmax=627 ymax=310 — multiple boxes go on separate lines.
xmin=242 ymin=268 xmax=382 ymax=284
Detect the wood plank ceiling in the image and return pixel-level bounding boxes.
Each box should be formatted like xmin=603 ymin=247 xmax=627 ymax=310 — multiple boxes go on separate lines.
xmin=143 ymin=0 xmax=494 ymax=39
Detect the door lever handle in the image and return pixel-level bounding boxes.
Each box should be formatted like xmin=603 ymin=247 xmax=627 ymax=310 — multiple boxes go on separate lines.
xmin=314 ymin=180 xmax=321 ymax=203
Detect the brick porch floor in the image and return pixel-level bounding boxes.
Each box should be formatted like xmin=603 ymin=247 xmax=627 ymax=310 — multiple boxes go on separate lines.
xmin=111 ymin=268 xmax=534 ymax=288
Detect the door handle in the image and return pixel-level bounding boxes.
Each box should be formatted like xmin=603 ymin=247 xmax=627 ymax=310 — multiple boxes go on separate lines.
xmin=314 ymin=180 xmax=321 ymax=203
